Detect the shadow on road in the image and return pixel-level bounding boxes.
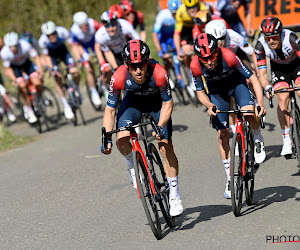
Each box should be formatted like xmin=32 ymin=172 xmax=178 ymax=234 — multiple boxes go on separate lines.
xmin=264 ymin=144 xmax=282 ymax=161
xmin=263 ymin=122 xmax=276 ymax=132
xmin=241 ymin=185 xmax=300 ymax=216
xmin=166 ymin=204 xmax=232 ymax=232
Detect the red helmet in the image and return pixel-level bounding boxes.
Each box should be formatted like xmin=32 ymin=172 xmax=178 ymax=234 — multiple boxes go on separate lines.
xmin=122 ymin=39 xmax=150 ymax=63
xmin=194 ymin=33 xmax=219 ymax=58
xmin=120 ymin=0 xmax=134 ymax=15
xmin=260 ymin=16 xmax=282 ymax=36
xmin=109 ymin=4 xmax=124 ymax=19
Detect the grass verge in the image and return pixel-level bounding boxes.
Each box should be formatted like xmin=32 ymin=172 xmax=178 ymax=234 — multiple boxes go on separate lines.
xmin=0 ymin=124 xmax=35 ymax=152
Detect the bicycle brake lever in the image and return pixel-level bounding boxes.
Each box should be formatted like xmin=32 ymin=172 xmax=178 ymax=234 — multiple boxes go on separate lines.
xmin=209 ymin=106 xmax=217 ymax=129
xmin=256 ymin=106 xmax=265 ymax=129
xmin=102 ymin=127 xmax=108 ymax=149
xmin=268 ymin=88 xmax=274 ymax=108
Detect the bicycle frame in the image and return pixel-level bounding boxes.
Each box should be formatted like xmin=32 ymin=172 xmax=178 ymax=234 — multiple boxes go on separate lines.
xmin=234 ymin=115 xmax=247 ymax=176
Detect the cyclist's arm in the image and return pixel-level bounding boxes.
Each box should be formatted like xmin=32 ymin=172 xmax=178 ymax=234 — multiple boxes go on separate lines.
xmin=174 ymin=31 xmax=182 ymax=57
xmin=197 ymin=90 xmax=214 ymax=108
xmin=71 ymin=43 xmax=83 ymax=62
xmin=249 ymin=51 xmax=259 ymax=75
xmin=249 ymin=73 xmax=264 ymax=108
xmin=43 ymin=54 xmax=54 ymax=70
xmin=140 ymin=30 xmax=146 ymax=42
xmin=290 ymin=32 xmax=300 ymax=57
xmin=103 ymin=105 xmax=116 ymax=135
xmin=33 ymin=54 xmax=44 ymax=75
xmin=4 ymin=67 xmax=17 ymax=83
xmin=94 ymin=42 xmax=106 ymax=65
xmin=244 ymin=3 xmax=252 ymax=33
xmin=255 ymin=41 xmax=269 ymax=89
xmin=104 ymin=50 xmax=118 ymax=71
xmin=152 ymin=32 xmax=163 ymax=55
xmin=258 ymin=67 xmax=269 ymax=89
xmin=159 ymin=99 xmax=173 ymax=128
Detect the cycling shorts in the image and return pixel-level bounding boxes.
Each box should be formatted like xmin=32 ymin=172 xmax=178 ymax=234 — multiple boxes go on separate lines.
xmin=210 ymin=83 xmax=254 ymax=131
xmin=116 ymin=94 xmax=172 ymax=140
xmin=180 ymin=26 xmax=194 ymax=46
xmin=11 ymin=59 xmax=37 ymax=78
xmin=49 ymin=44 xmax=75 ymax=68
xmin=271 ymin=58 xmax=300 ymax=90
xmin=160 ymin=37 xmax=176 ymax=54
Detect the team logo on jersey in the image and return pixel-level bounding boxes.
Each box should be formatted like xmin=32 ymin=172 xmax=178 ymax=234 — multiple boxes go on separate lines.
xmin=222 ymin=121 xmax=227 ymax=127
xmin=126 ymin=80 xmax=132 ymax=86
xmin=280 ymin=76 xmax=285 ymax=80
xmin=243 ymin=40 xmax=249 ymax=47
xmin=124 ymin=120 xmax=132 ymax=125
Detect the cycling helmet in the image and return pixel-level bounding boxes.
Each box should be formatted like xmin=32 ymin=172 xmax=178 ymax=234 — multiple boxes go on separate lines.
xmin=4 ymin=32 xmax=19 ymax=47
xmin=41 ymin=21 xmax=56 ymax=35
xmin=20 ymin=31 xmax=34 ymax=43
xmin=260 ymin=16 xmax=282 ymax=36
xmin=194 ymin=10 xmax=211 ymax=26
xmin=100 ymin=11 xmax=118 ymax=25
xmin=168 ymin=0 xmax=182 ymax=13
xmin=204 ymin=20 xmax=227 ymax=40
xmin=73 ymin=11 xmax=88 ymax=26
xmin=120 ymin=0 xmax=134 ymax=14
xmin=183 ymin=0 xmax=199 ymax=7
xmin=194 ymin=33 xmax=219 ymax=58
xmin=122 ymin=39 xmax=150 ymax=63
xmin=109 ymin=4 xmax=124 ymax=18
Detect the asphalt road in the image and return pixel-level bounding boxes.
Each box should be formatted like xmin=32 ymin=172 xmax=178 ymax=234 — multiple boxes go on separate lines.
xmin=1 ymin=93 xmax=300 ymax=249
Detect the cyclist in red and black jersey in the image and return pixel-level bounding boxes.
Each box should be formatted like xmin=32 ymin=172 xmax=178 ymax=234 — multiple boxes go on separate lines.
xmin=120 ymin=0 xmax=146 ymax=41
xmin=191 ymin=33 xmax=266 ymax=199
xmin=255 ymin=16 xmax=300 ymax=156
xmin=101 ymin=40 xmax=183 ymax=217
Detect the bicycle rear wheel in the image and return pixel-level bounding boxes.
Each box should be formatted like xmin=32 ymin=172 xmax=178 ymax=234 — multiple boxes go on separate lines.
xmin=244 ymin=129 xmax=255 ymax=206
xmin=148 ymin=143 xmax=175 ymax=227
xmin=133 ymin=150 xmax=162 ymax=240
xmin=230 ymin=132 xmax=244 ymax=216
xmin=74 ymin=90 xmax=86 ymax=126
xmin=292 ymin=107 xmax=300 ymax=166
xmin=167 ymin=66 xmax=185 ymax=106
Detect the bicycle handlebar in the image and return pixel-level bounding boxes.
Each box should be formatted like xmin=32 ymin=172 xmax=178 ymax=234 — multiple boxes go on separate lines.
xmin=269 ymin=86 xmax=300 ymax=108
xmin=209 ymin=106 xmax=265 ymax=129
xmin=267 ymin=88 xmax=274 ymax=108
xmin=102 ymin=114 xmax=161 ymax=150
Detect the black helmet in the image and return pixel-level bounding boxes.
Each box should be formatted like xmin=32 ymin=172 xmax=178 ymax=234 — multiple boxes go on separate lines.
xmin=20 ymin=31 xmax=34 ymax=43
xmin=260 ymin=16 xmax=282 ymax=36
xmin=122 ymin=39 xmax=150 ymax=63
xmin=194 ymin=33 xmax=219 ymax=58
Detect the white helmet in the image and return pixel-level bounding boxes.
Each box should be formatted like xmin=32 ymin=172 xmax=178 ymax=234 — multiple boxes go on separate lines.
xmin=73 ymin=11 xmax=88 ymax=26
xmin=4 ymin=32 xmax=19 ymax=46
xmin=205 ymin=20 xmax=227 ymax=40
xmin=41 ymin=21 xmax=56 ymax=35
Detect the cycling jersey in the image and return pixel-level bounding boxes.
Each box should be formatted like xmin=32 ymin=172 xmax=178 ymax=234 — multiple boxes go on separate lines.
xmin=255 ymin=29 xmax=300 ymax=69
xmin=175 ymin=3 xmax=207 ymax=34
xmin=1 ymin=40 xmax=38 ymax=67
xmin=191 ymin=48 xmax=254 ymax=130
xmin=71 ymin=18 xmax=101 ymax=50
xmin=153 ymin=9 xmax=175 ymax=40
xmin=224 ymin=29 xmax=254 ymax=55
xmin=38 ymin=26 xmax=73 ymax=55
xmin=192 ymin=16 xmax=230 ymax=40
xmin=95 ymin=18 xmax=140 ymax=54
xmin=108 ymin=59 xmax=172 ymax=139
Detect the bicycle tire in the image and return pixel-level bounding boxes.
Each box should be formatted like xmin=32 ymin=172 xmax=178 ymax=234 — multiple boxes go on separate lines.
xmin=5 ymin=91 xmax=25 ymax=122
xmin=133 ymin=150 xmax=162 ymax=240
xmin=148 ymin=143 xmax=175 ymax=227
xmin=244 ymin=129 xmax=255 ymax=206
xmin=230 ymin=132 xmax=244 ymax=216
xmin=74 ymin=91 xmax=86 ymax=126
xmin=41 ymin=86 xmax=61 ymax=124
xmin=167 ymin=66 xmax=184 ymax=106
xmin=292 ymin=107 xmax=300 ymax=166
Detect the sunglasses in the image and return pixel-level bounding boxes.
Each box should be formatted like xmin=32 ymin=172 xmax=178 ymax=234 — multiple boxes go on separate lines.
xmin=187 ymin=4 xmax=198 ymax=9
xmin=47 ymin=32 xmax=56 ymax=37
xmin=104 ymin=22 xmax=117 ymax=28
xmin=217 ymin=35 xmax=226 ymax=41
xmin=127 ymin=61 xmax=148 ymax=71
xmin=264 ymin=35 xmax=279 ymax=41
xmin=199 ymin=52 xmax=219 ymax=63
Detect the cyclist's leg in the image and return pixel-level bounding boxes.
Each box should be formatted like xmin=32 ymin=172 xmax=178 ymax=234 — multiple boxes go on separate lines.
xmin=230 ymin=20 xmax=248 ymax=40
xmin=25 ymin=60 xmax=43 ymax=95
xmin=63 ymin=50 xmax=80 ymax=85
xmin=292 ymin=60 xmax=300 ymax=97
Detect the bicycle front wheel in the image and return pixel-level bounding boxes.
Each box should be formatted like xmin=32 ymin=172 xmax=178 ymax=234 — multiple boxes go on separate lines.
xmin=133 ymin=150 xmax=162 ymax=240
xmin=230 ymin=132 xmax=244 ymax=216
xmin=42 ymin=86 xmax=61 ymax=124
xmin=148 ymin=143 xmax=175 ymax=227
xmin=292 ymin=107 xmax=300 ymax=166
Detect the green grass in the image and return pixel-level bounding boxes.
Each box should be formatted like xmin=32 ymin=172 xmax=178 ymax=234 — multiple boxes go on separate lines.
xmin=0 ymin=124 xmax=35 ymax=152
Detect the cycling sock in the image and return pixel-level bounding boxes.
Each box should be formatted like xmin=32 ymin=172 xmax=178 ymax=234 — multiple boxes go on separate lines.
xmin=24 ymin=105 xmax=33 ymax=113
xmin=167 ymin=176 xmax=180 ymax=199
xmin=230 ymin=124 xmax=236 ymax=134
xmin=281 ymin=128 xmax=291 ymax=144
xmin=90 ymin=87 xmax=98 ymax=95
xmin=222 ymin=159 xmax=230 ymax=181
xmin=252 ymin=128 xmax=263 ymax=143
xmin=61 ymin=97 xmax=69 ymax=107
xmin=125 ymin=152 xmax=133 ymax=169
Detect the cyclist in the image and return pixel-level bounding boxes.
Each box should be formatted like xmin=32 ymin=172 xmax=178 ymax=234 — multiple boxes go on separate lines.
xmin=109 ymin=4 xmax=124 ymax=19
xmin=101 ymin=40 xmax=183 ymax=216
xmin=256 ymin=17 xmax=300 ymax=157
xmin=152 ymin=0 xmax=185 ymax=90
xmin=95 ymin=11 xmax=140 ymax=72
xmin=119 ymin=0 xmax=146 ymax=41
xmin=174 ymin=0 xmax=207 ymax=63
xmin=214 ymin=0 xmax=254 ymax=39
xmin=190 ymin=33 xmax=266 ymax=198
xmin=192 ymin=10 xmax=230 ymax=40
xmin=39 ymin=21 xmax=80 ymax=120
xmin=20 ymin=31 xmax=40 ymax=54
xmin=1 ymin=32 xmax=44 ymax=124
xmin=71 ymin=11 xmax=102 ymax=106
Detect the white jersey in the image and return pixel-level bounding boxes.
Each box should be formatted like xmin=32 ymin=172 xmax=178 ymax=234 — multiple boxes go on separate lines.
xmin=0 ymin=40 xmax=38 ymax=68
xmin=95 ymin=18 xmax=140 ymax=54
xmin=225 ymin=29 xmax=254 ymax=55
xmin=256 ymin=29 xmax=298 ymax=64
xmin=70 ymin=18 xmax=99 ymax=46
xmin=38 ymin=26 xmax=73 ymax=55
